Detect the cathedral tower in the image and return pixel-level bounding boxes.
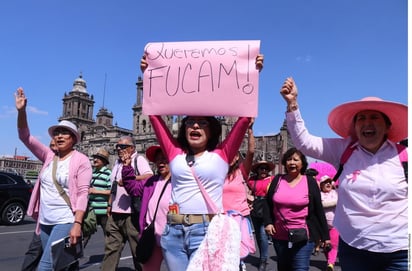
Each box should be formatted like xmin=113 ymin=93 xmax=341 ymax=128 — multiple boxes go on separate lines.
xmin=59 ymin=73 xmax=95 ymax=142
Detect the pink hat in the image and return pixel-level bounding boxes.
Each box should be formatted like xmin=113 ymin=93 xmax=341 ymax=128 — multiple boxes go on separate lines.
xmin=328 ymin=97 xmax=407 ymax=143
xmin=319 ymin=175 xmax=333 ymax=184
xmin=308 ymin=162 xmax=337 ymax=182
xmin=145 ymin=145 xmax=163 ymax=163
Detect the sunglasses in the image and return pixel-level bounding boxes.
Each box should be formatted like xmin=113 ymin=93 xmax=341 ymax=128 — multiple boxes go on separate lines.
xmin=185 ymin=119 xmax=209 ymax=128
xmin=115 ymin=144 xmax=133 ymax=150
xmin=322 ymin=180 xmax=333 ymax=185
xmin=258 ymin=167 xmax=270 ymax=171
xmin=52 ymin=129 xmax=72 ymax=136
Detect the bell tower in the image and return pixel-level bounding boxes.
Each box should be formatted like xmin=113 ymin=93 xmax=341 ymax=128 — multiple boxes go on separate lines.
xmin=59 ymin=73 xmax=95 ymax=142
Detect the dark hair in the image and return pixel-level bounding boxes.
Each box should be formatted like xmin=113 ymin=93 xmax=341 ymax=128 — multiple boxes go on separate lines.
xmin=305 ymin=168 xmax=319 ymax=177
xmin=281 ymin=147 xmax=308 ymax=174
xmin=177 ymin=116 xmax=222 ymax=152
xmin=353 ymin=111 xmax=392 ymax=127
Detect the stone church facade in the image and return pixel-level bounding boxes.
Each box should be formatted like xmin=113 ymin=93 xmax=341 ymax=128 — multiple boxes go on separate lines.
xmin=58 ymin=73 xmax=292 ymax=174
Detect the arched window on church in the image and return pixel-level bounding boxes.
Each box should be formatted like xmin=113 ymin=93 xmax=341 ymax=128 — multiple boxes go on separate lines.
xmin=142 ymin=119 xmax=147 ymax=133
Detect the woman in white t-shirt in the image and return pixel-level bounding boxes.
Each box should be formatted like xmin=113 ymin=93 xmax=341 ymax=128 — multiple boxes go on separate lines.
xmin=16 ymin=87 xmax=92 ymax=271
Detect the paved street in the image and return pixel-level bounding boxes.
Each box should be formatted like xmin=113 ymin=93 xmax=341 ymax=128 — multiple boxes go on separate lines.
xmin=77 ymin=246 xmax=340 ymax=271
xmin=0 ymin=217 xmax=340 ymax=271
xmin=77 ymin=230 xmax=340 ymax=271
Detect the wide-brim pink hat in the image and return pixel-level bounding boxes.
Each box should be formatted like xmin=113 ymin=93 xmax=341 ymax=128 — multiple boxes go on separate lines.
xmin=328 ymin=97 xmax=407 ymax=143
xmin=145 ymin=145 xmax=163 ymax=163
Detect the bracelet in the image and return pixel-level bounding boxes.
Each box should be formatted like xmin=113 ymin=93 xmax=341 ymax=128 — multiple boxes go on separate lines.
xmin=287 ymin=102 xmax=299 ymax=112
xmin=107 ymin=204 xmax=112 ymax=207
xmin=74 ymin=221 xmax=82 ymax=225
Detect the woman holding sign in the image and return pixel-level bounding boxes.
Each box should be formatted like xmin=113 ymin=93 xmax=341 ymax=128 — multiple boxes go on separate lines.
xmin=141 ymin=54 xmax=263 ymax=271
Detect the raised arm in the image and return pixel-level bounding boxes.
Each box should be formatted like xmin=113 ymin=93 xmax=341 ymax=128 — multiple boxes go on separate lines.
xmin=279 ymin=77 xmax=299 ymax=112
xmin=15 ymin=87 xmax=50 ymax=162
xmin=279 ymin=78 xmax=346 ymax=164
xmin=15 ymin=87 xmax=28 ymax=129
xmin=221 ymin=117 xmax=250 ymax=163
xmin=241 ymin=118 xmax=255 ymax=179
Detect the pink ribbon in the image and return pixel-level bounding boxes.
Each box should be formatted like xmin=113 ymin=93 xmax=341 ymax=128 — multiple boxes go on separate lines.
xmin=349 ymin=170 xmax=361 ymax=182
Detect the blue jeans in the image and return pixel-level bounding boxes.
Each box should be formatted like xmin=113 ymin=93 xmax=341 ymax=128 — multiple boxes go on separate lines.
xmin=251 ymin=216 xmax=269 ymax=261
xmin=339 ymin=238 xmax=408 ymax=271
xmin=160 ymin=221 xmax=209 ymax=271
xmin=39 ymin=223 xmax=74 ymax=271
xmin=273 ymin=239 xmax=314 ymax=271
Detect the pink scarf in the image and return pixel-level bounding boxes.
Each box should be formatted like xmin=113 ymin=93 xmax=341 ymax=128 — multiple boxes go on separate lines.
xmin=186 ymin=214 xmax=241 ymax=271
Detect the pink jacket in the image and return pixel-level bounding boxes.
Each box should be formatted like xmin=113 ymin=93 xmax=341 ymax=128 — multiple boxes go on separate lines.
xmin=19 ymin=128 xmax=92 ymax=234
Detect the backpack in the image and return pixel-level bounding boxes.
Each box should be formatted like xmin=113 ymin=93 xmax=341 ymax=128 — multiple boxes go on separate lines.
xmin=333 ymin=142 xmax=408 ymax=182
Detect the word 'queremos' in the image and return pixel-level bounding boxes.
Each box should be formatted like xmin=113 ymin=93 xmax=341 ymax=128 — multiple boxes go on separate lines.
xmin=144 ymin=42 xmax=257 ymax=97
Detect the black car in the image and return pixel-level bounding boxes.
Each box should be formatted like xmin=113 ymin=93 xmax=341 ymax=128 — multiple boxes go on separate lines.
xmin=0 ymin=171 xmax=32 ymax=225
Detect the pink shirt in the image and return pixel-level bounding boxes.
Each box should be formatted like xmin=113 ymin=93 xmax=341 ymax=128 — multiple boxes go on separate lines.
xmin=247 ymin=176 xmax=272 ymax=197
xmin=271 ymin=176 xmax=309 ymax=241
xmin=321 ymin=190 xmax=337 ymax=228
xmin=19 ymin=128 xmax=92 ymax=234
xmin=145 ymin=178 xmax=171 ymax=245
xmin=222 ymin=166 xmax=250 ymax=216
xmin=286 ymin=109 xmax=408 ymax=252
xmin=111 ymin=153 xmax=153 ymax=214
xmin=150 ymin=115 xmax=249 ymax=214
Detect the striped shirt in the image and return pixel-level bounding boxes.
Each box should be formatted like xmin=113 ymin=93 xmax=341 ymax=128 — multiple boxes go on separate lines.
xmin=89 ymin=166 xmax=112 ymax=215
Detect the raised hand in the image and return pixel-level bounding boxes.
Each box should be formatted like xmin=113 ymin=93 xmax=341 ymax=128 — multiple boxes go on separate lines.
xmin=256 ymin=54 xmax=264 ymax=72
xmin=280 ymin=77 xmax=298 ymax=105
xmin=140 ymin=54 xmax=148 ymax=73
xmin=120 ymin=150 xmax=132 ymax=166
xmin=141 ymin=53 xmax=264 ymax=73
xmin=15 ymin=87 xmax=27 ymax=111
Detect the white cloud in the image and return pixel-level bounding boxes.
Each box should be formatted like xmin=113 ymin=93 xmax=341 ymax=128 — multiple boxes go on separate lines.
xmin=0 ymin=105 xmax=48 ymax=118
xmin=27 ymin=106 xmax=48 ymax=115
xmin=295 ymin=55 xmax=312 ymax=63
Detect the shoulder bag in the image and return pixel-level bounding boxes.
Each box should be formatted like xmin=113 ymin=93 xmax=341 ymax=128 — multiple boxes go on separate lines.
xmin=250 ymin=178 xmax=269 ymax=218
xmin=135 ymin=178 xmax=170 ymax=264
xmin=273 ymin=174 xmax=308 ymax=247
xmin=51 ymin=156 xmax=97 ymax=239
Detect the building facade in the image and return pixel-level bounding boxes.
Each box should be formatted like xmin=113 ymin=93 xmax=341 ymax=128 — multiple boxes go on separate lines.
xmin=2 ymin=73 xmax=292 ymax=178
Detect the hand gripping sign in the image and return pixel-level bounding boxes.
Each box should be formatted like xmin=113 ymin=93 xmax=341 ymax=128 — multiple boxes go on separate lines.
xmin=142 ymin=40 xmax=261 ymax=117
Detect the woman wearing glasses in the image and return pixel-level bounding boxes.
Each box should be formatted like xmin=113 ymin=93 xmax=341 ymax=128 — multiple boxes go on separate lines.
xmin=247 ymin=160 xmax=275 ymax=271
xmin=15 ymin=87 xmax=92 ymax=271
xmin=149 ymin=115 xmax=251 ymax=271
xmin=141 ymin=54 xmax=263 ymax=271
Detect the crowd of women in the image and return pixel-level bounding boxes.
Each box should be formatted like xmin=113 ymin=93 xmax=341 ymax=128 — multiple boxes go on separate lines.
xmin=16 ymin=54 xmax=407 ymax=271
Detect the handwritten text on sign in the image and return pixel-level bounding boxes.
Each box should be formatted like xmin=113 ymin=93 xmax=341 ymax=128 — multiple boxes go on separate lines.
xmin=142 ymin=40 xmax=260 ymax=116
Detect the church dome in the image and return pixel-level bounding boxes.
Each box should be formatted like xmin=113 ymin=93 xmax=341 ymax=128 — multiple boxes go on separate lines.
xmin=71 ymin=73 xmax=87 ymax=93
